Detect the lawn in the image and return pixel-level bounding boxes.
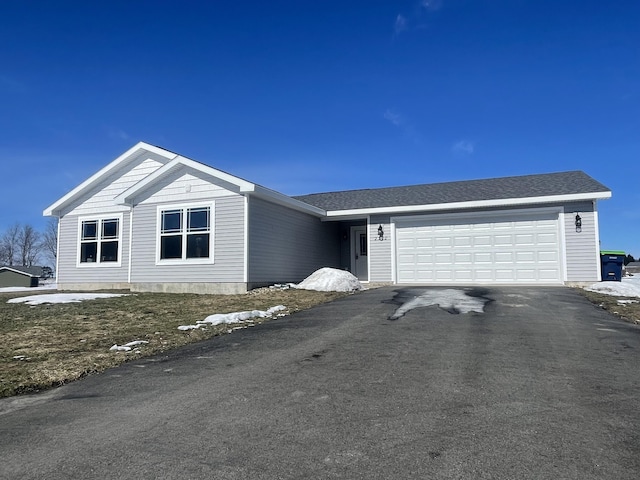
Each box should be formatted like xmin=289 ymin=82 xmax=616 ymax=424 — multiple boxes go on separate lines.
xmin=2 ymin=286 xmax=637 ymax=399
xmin=0 ymin=288 xmax=348 ymax=398
xmin=580 ymin=289 xmax=640 ymax=325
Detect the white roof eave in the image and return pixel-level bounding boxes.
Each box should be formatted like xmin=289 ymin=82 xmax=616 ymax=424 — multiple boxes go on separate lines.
xmin=43 ymin=142 xmax=175 ymax=216
xmin=322 ymin=191 xmax=612 ymax=220
xmin=250 ymin=186 xmax=326 ymax=217
xmin=114 ymin=155 xmax=256 ymax=205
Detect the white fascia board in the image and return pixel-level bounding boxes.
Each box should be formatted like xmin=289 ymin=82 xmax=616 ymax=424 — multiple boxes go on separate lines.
xmin=176 ymin=156 xmax=256 ymax=192
xmin=324 ymin=191 xmax=612 ymax=218
xmin=114 ymin=155 xmax=257 ymax=205
xmin=0 ymin=267 xmax=37 ymax=277
xmin=43 ymin=142 xmax=175 ymax=216
xmin=250 ymin=185 xmax=327 ymax=217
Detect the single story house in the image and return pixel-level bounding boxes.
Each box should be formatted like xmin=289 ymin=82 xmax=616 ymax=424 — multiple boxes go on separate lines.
xmin=625 ymin=262 xmax=640 ymax=276
xmin=0 ymin=266 xmax=42 ymax=288
xmin=44 ymin=142 xmax=611 ymax=293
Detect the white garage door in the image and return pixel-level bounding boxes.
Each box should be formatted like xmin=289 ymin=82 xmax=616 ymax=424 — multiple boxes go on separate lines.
xmin=395 ymin=211 xmax=562 ymax=284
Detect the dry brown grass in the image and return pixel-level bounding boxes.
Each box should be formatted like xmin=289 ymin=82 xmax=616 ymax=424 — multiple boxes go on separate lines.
xmin=0 ymin=288 xmax=348 ymax=398
xmin=579 ymin=289 xmax=640 ymax=325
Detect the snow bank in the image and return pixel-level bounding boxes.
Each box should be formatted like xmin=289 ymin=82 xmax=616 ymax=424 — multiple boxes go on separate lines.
xmin=584 ymin=276 xmax=640 ymax=298
xmin=295 ymin=267 xmax=362 ymax=292
xmin=7 ymin=293 xmax=128 ymax=305
xmin=178 ymin=305 xmax=287 ymax=331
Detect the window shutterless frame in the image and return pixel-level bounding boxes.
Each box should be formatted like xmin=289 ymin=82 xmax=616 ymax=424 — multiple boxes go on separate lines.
xmin=156 ymin=202 xmax=215 ymax=265
xmin=76 ymin=213 xmax=123 ymax=267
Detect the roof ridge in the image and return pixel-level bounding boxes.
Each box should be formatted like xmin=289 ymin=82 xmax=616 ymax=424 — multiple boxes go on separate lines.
xmin=293 ymin=170 xmax=590 ymax=198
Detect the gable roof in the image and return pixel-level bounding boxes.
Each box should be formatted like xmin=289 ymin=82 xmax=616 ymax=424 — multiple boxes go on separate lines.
xmin=293 ymin=171 xmax=611 ymax=216
xmin=44 ymin=142 xmax=325 ymax=217
xmin=43 ymin=142 xmax=176 ymax=216
xmin=0 ymin=266 xmax=43 ymax=277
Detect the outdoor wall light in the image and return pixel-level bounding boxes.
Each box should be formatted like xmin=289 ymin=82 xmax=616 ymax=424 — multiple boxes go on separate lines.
xmin=378 ymin=224 xmax=384 ymax=240
xmin=575 ymin=213 xmax=582 ymax=233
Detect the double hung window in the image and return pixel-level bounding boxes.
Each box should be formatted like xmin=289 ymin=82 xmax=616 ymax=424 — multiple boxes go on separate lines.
xmin=79 ymin=216 xmax=121 ymax=265
xmin=158 ymin=204 xmax=212 ymax=262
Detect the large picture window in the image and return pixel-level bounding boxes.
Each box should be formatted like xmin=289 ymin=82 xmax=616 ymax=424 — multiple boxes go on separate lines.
xmin=79 ymin=216 xmax=121 ymax=264
xmin=158 ymin=204 xmax=212 ymax=262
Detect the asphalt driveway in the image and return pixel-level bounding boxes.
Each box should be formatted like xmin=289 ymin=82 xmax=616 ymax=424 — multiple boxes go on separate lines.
xmin=1 ymin=286 xmax=640 ymax=479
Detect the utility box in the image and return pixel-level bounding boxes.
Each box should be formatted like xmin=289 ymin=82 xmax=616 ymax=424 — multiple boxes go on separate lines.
xmin=600 ymin=250 xmax=625 ymax=282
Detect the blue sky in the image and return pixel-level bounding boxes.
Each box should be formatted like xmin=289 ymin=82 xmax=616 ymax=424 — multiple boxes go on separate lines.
xmin=1 ymin=0 xmax=639 ymax=256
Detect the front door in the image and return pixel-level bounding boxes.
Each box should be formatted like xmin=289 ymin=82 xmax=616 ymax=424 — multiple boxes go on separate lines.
xmin=351 ymin=226 xmax=368 ymax=281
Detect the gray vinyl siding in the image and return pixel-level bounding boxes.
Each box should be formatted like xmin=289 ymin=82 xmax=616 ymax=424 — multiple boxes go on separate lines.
xmin=64 ymin=155 xmax=165 ymax=216
xmin=130 ymin=196 xmax=245 ymax=283
xmin=563 ymin=201 xmax=600 ymax=282
xmin=57 ymin=212 xmax=130 ymax=284
xmin=247 ymin=197 xmax=340 ymax=286
xmin=369 ymin=215 xmax=393 ymax=282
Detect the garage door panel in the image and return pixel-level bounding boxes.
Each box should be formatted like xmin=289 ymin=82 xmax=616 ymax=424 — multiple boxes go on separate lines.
xmin=495 ymin=269 xmax=516 ymax=281
xmin=538 ymin=251 xmax=558 ymax=262
xmin=474 ymin=252 xmax=492 ymax=263
xmin=494 ymin=235 xmax=513 ymax=246
xmin=435 ymin=270 xmax=454 ymax=281
xmin=474 ymin=236 xmax=492 ymax=246
xmin=515 ymin=234 xmax=535 ymax=245
xmin=395 ymin=211 xmax=562 ymax=284
xmin=454 ymin=253 xmax=472 ymax=263
xmin=495 ymin=252 xmax=514 ymax=263
xmin=516 ymin=251 xmax=536 ymax=262
xmin=454 ymin=236 xmax=472 ymax=247
xmin=416 ymin=238 xmax=433 ymax=248
xmin=516 ymin=269 xmax=537 ymax=280
xmin=537 ymin=233 xmax=558 ymax=244
xmin=435 ymin=237 xmax=452 ymax=247
xmin=435 ymin=253 xmax=452 ymax=263
xmin=455 ymin=270 xmax=473 ymax=281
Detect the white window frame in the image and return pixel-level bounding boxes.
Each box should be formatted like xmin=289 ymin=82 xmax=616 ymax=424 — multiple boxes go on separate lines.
xmin=76 ymin=213 xmax=123 ymax=268
xmin=155 ymin=202 xmax=215 ymax=265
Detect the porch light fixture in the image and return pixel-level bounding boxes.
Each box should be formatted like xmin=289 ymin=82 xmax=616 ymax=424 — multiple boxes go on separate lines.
xmin=378 ymin=224 xmax=384 ymax=241
xmin=575 ymin=213 xmax=582 ymax=233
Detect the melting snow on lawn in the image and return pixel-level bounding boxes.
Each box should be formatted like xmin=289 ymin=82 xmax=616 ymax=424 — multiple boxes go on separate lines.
xmin=584 ymin=276 xmax=640 ymax=298
xmin=7 ymin=293 xmax=128 ymax=305
xmin=294 ymin=267 xmax=362 ymax=292
xmin=178 ymin=305 xmax=287 ymax=331
xmin=110 ymin=340 xmax=149 ymax=352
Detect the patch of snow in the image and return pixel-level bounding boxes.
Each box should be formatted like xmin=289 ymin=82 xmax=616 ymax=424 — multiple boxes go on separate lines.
xmin=109 ymin=344 xmax=132 ymax=352
xmin=178 ymin=305 xmax=288 ymax=331
xmin=584 ymin=276 xmax=640 ymax=298
xmin=7 ymin=293 xmax=128 ymax=305
xmin=109 ymin=340 xmax=149 ymax=352
xmin=617 ymin=299 xmax=639 ymax=305
xmin=390 ymin=288 xmax=488 ymax=320
xmin=295 ymin=267 xmax=362 ymax=292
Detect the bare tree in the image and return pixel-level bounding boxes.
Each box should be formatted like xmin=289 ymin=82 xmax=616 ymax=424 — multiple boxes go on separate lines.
xmin=17 ymin=224 xmax=41 ymax=267
xmin=41 ymin=217 xmax=58 ymax=266
xmin=0 ymin=223 xmax=20 ymax=266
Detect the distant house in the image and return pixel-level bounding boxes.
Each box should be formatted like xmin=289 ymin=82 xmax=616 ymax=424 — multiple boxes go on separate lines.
xmin=44 ymin=142 xmax=612 ymax=294
xmin=0 ymin=266 xmax=42 ymax=288
xmin=625 ymin=262 xmax=640 ymax=276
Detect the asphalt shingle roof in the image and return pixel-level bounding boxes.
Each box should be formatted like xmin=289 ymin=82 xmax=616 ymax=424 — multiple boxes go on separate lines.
xmin=292 ymin=171 xmax=610 ymax=211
